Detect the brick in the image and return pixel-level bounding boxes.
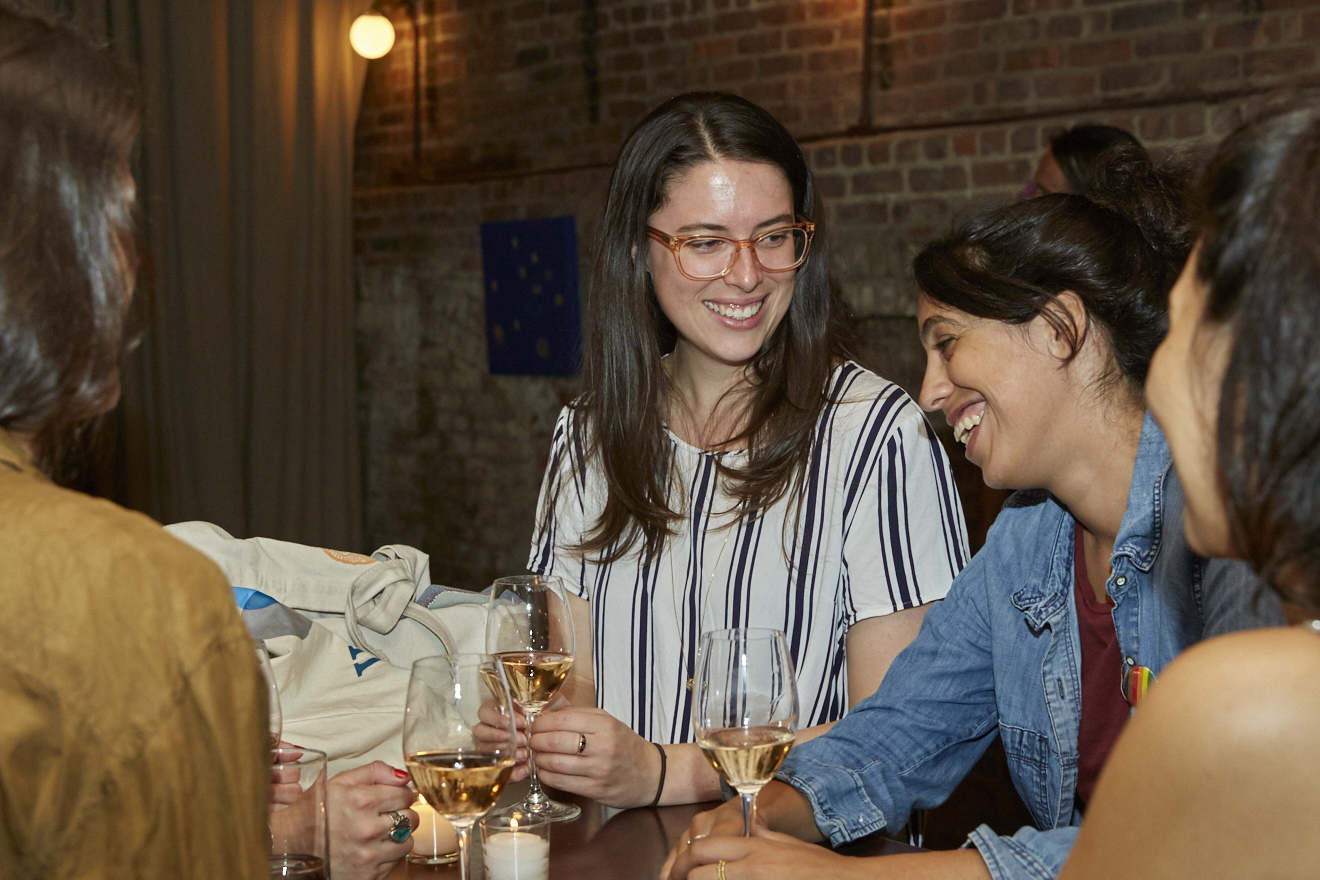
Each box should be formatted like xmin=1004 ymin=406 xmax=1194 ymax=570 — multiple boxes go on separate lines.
xmin=943 ymin=50 xmax=999 ymax=78
xmin=972 ymin=158 xmax=1032 ymax=186
xmin=737 ymin=31 xmax=782 ymax=54
xmin=1067 ymin=39 xmax=1132 ymax=67
xmin=1035 ymin=70 xmax=1099 ymax=99
xmin=1006 ymin=45 xmax=1063 ymax=70
xmin=836 ymin=202 xmax=891 ymax=224
xmin=1213 ymin=17 xmax=1283 ymax=49
xmin=816 ymin=146 xmax=839 ymax=168
xmin=1010 ymin=125 xmax=1041 ymax=153
xmin=909 ymin=165 xmax=968 ymax=192
xmin=1013 ymin=0 xmax=1075 ymax=11
xmin=1246 ymin=46 xmax=1315 ymax=76
xmin=981 ymin=19 xmax=1041 ymax=46
xmin=787 ymin=25 xmax=835 ymax=49
xmin=866 ymin=140 xmax=893 ymax=164
xmin=892 ymin=6 xmax=948 ymax=31
xmin=1111 ymin=2 xmax=1179 ymax=30
xmin=1046 ymin=14 xmax=1084 ymax=39
xmin=1098 ymin=62 xmax=1164 ymax=92
xmin=1171 ymin=53 xmax=1241 ymax=86
xmin=952 ymin=0 xmax=1008 ymax=24
xmin=923 ymin=136 xmax=949 ymax=160
xmin=953 ymin=133 xmax=977 ymax=157
xmin=758 ymin=54 xmax=805 ymax=76
xmin=1306 ymin=10 xmax=1320 ymax=39
xmin=1134 ymin=30 xmax=1204 ymax=57
xmin=712 ymin=59 xmax=756 ymax=80
xmin=852 ymin=169 xmax=904 ymax=194
xmin=815 ymin=172 xmax=847 ymax=199
xmin=840 ymin=144 xmax=864 ymax=167
xmin=979 ymin=129 xmax=1008 ymax=155
xmin=714 ymin=10 xmax=759 ymax=32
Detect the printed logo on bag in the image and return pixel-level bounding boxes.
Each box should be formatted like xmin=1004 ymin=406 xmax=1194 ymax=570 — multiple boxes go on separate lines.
xmin=349 ymin=646 xmax=380 ymax=676
xmin=323 ymin=548 xmax=376 ymax=565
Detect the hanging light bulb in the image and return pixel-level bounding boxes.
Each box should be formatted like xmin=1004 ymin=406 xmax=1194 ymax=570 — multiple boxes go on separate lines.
xmin=350 ymin=11 xmax=396 ymax=59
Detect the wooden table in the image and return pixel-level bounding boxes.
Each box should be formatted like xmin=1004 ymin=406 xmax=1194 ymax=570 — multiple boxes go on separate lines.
xmin=388 ymin=784 xmax=918 ymax=880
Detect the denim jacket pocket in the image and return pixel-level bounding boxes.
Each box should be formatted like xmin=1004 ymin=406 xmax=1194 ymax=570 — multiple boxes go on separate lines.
xmin=998 ymin=724 xmax=1052 ymax=828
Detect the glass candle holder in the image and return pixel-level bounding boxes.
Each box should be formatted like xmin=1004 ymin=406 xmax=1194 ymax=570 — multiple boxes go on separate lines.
xmin=479 ymin=811 xmax=550 ymax=880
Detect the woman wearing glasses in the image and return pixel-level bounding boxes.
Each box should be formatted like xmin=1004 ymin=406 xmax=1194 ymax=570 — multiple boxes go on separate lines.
xmin=523 ymin=92 xmax=968 ymax=808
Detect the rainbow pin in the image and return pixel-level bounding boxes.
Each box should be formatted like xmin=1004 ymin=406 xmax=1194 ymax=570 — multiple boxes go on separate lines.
xmin=1122 ymin=664 xmax=1156 ymax=709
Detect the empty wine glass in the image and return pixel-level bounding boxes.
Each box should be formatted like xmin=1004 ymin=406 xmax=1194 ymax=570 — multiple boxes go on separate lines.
xmin=486 ymin=574 xmax=580 ymax=822
xmin=692 ymin=627 xmax=798 ymax=836
xmin=403 ymin=654 xmax=518 ymax=880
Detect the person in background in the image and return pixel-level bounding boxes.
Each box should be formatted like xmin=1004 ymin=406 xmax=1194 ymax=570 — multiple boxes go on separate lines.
xmin=1058 ymin=100 xmax=1320 ymax=880
xmin=1026 ymin=123 xmax=1141 ymax=197
xmin=524 ymin=92 xmax=968 ymax=809
xmin=664 ymin=136 xmax=1283 ymax=880
xmin=0 ymin=7 xmax=269 ymax=877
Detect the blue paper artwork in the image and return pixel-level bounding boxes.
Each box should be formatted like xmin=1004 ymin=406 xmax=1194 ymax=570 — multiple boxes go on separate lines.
xmin=480 ymin=215 xmax=582 ymax=376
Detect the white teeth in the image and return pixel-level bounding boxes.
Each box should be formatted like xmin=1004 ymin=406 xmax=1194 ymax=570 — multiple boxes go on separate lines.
xmin=954 ymin=412 xmax=982 ymax=445
xmin=705 ymin=300 xmax=763 ymax=320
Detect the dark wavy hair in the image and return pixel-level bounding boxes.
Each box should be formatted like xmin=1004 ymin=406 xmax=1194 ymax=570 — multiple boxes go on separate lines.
xmin=0 ymin=7 xmax=141 ymax=473
xmin=1050 ymin=124 xmax=1142 ymax=196
xmin=914 ymin=142 xmax=1190 ymax=394
xmin=568 ymin=92 xmax=855 ymax=561
xmin=1193 ymin=100 xmax=1320 ymax=605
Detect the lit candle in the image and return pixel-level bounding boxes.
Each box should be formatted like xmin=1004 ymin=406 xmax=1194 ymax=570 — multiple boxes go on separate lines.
xmin=482 ymin=830 xmax=549 ymax=880
xmin=410 ymin=796 xmax=458 ymax=862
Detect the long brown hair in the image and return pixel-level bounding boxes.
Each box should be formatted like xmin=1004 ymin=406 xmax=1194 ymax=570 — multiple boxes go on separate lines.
xmin=567 ymin=92 xmax=855 ymax=563
xmin=0 ymin=6 xmax=142 ymax=472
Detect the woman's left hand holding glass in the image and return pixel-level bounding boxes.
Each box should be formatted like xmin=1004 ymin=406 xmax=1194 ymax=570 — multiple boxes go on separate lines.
xmin=325 ymin=761 xmax=418 ymax=880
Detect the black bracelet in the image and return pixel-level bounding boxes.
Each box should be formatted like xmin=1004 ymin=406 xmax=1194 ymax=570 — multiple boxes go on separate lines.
xmin=647 ymin=742 xmax=667 ymax=808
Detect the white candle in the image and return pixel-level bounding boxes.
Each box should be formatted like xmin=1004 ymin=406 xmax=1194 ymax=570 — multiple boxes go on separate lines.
xmin=482 ymin=830 xmax=549 ymax=880
xmin=412 ymin=797 xmax=458 ymax=858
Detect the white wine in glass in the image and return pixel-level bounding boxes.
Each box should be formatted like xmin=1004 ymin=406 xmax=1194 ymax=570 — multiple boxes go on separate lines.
xmin=403 ymin=654 xmax=518 ymax=880
xmin=486 ymin=574 xmax=580 ymax=822
xmin=692 ymin=628 xmax=799 ymax=836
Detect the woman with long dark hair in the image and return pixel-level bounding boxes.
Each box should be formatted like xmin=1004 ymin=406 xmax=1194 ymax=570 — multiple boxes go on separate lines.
xmin=0 ymin=8 xmax=270 ymax=877
xmin=664 ymin=136 xmax=1282 ymax=880
xmin=524 ymin=92 xmax=968 ymax=808
xmin=1059 ymin=101 xmax=1320 ymax=880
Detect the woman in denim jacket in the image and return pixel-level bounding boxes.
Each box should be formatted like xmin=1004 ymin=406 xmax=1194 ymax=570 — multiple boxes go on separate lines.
xmin=664 ymin=148 xmax=1285 ymax=880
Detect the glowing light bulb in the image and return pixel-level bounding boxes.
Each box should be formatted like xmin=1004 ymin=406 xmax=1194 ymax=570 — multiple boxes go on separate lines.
xmin=350 ymin=12 xmax=395 ymax=59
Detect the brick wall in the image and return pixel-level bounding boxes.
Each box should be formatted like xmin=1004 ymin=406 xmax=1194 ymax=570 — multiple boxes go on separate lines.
xmin=354 ymin=0 xmax=1320 ymax=584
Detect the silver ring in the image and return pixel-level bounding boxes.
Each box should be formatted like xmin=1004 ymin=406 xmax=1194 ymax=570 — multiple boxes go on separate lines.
xmin=387 ymin=809 xmax=411 ymax=843
xmin=576 ymin=732 xmax=587 ymax=755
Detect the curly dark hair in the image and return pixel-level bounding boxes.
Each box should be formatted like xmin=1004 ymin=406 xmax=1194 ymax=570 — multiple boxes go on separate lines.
xmin=914 ymin=141 xmax=1191 ymax=394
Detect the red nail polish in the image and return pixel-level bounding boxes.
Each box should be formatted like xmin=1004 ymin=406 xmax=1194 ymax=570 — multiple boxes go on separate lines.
xmin=394 ymin=768 xmax=410 ymax=780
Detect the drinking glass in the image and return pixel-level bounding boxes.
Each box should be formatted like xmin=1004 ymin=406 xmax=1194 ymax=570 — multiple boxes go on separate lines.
xmin=486 ymin=574 xmax=580 ymax=822
xmin=269 ymin=746 xmax=329 ymax=879
xmin=691 ymin=628 xmax=799 ymax=836
xmin=403 ymin=655 xmax=519 ymax=880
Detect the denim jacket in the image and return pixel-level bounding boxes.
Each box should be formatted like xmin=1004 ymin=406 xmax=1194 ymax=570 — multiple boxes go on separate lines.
xmin=777 ymin=414 xmax=1284 ymax=880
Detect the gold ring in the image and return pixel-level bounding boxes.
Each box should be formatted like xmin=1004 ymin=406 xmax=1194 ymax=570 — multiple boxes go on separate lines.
xmin=576 ymin=732 xmax=587 ymax=755
xmin=717 ymin=860 xmax=728 ymax=880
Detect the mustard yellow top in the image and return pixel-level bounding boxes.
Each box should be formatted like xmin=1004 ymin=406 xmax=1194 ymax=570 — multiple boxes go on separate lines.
xmin=0 ymin=429 xmax=269 ymax=879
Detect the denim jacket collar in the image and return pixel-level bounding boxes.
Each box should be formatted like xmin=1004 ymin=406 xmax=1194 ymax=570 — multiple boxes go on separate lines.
xmin=1011 ymin=412 xmax=1168 ymax=627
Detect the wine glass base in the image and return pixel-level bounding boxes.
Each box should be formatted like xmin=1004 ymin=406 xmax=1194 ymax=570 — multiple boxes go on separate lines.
xmin=493 ymin=798 xmax=581 ymax=823
xmin=405 ymin=851 xmax=459 ymax=866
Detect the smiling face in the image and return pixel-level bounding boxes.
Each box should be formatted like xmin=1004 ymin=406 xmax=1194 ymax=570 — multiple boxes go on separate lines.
xmin=917 ymin=294 xmax=1081 ymax=490
xmin=1146 ymin=248 xmax=1236 ymax=556
xmin=646 ymin=159 xmax=797 ymax=374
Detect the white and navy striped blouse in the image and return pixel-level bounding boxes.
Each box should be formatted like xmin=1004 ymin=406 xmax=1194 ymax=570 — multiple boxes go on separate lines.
xmin=528 ymin=362 xmax=969 ymax=744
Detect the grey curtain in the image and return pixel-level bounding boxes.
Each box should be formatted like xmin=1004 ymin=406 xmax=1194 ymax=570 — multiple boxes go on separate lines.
xmin=31 ymin=0 xmax=366 ymax=550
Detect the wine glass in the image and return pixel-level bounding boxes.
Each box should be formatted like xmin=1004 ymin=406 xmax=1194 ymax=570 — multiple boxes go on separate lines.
xmin=257 ymin=640 xmax=282 ymax=747
xmin=403 ymin=654 xmax=519 ymax=880
xmin=692 ymin=627 xmax=799 ymax=836
xmin=486 ymin=574 xmax=580 ymax=822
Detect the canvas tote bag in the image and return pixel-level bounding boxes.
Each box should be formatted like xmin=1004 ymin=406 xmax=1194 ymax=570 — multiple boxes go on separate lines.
xmin=167 ymin=521 xmax=488 ymax=776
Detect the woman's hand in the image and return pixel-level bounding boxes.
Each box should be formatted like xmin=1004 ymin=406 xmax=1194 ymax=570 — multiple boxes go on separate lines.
xmin=523 ymin=705 xmax=664 ymax=808
xmin=325 ymin=761 xmax=419 ymax=880
xmin=665 ymin=827 xmax=858 ymax=880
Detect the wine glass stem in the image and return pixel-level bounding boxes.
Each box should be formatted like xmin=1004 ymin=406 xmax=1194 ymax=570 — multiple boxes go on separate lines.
xmin=456 ymin=824 xmax=472 ymax=880
xmin=523 ymin=707 xmax=548 ymax=806
xmin=741 ymin=791 xmax=757 ymax=837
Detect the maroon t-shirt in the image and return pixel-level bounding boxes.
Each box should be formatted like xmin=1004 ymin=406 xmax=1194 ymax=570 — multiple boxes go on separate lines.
xmin=1073 ymin=523 xmax=1130 ymax=810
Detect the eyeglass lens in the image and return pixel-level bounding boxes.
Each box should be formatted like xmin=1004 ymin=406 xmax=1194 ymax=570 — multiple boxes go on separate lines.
xmin=678 ymin=228 xmax=809 ymax=278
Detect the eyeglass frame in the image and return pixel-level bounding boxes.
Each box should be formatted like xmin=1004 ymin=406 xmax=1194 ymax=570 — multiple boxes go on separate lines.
xmin=645 ymin=219 xmax=816 ymax=282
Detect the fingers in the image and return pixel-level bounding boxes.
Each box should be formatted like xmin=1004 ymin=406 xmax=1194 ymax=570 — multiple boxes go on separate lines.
xmin=332 ymin=761 xmax=413 ymax=788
